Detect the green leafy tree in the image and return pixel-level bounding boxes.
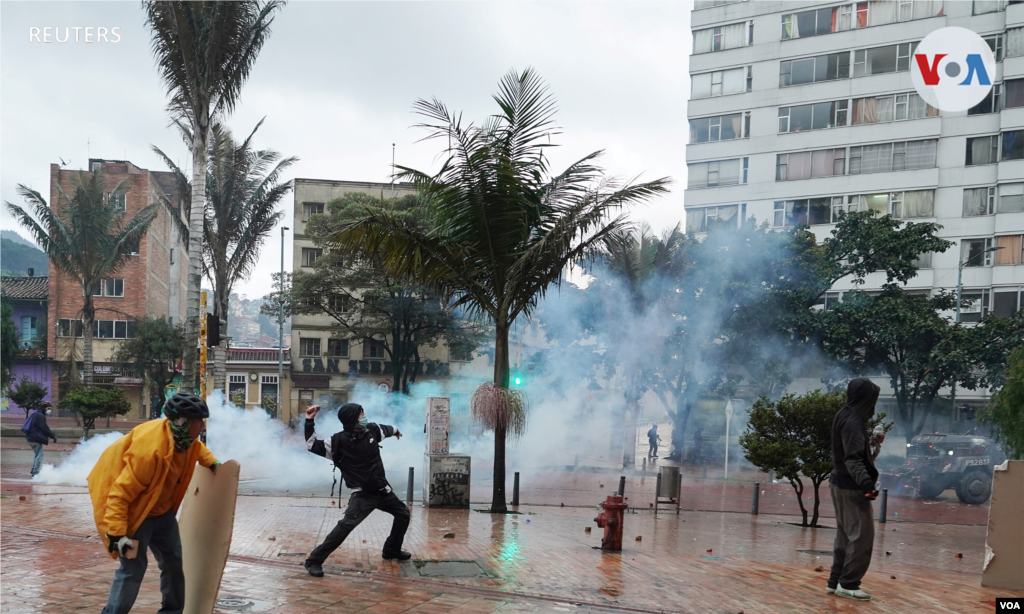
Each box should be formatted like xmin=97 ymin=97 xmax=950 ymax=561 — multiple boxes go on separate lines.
xmin=6 ymin=171 xmax=158 ymax=386
xmin=113 ymin=317 xmax=185 ymax=417
xmin=986 ymin=345 xmax=1024 ymax=460
xmin=741 ymin=390 xmax=891 ymax=527
xmin=144 ymin=0 xmax=285 ymax=389
xmin=60 ymin=386 xmax=131 ymax=439
xmin=153 ymin=120 xmax=295 ymax=393
xmin=8 ymin=377 xmax=48 ymax=412
xmin=1 ymin=301 xmax=18 ymax=388
xmin=330 ymin=69 xmax=669 ymax=512
xmin=290 ymin=192 xmax=484 ymax=394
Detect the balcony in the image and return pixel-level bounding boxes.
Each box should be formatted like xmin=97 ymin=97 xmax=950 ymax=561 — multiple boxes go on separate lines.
xmin=226 ymin=348 xmax=290 ymax=364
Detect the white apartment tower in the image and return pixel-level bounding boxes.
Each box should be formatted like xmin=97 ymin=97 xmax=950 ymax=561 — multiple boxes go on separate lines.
xmin=686 ymin=0 xmax=1024 ymax=404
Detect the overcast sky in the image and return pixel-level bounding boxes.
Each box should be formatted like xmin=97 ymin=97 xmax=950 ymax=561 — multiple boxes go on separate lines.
xmin=1 ymin=1 xmax=691 ymax=299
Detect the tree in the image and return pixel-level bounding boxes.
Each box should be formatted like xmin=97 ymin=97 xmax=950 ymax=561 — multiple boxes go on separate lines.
xmin=144 ymin=0 xmax=286 ymax=390
xmin=6 ymin=171 xmax=158 ymax=386
xmin=330 ymin=69 xmax=669 ymax=512
xmin=986 ymin=345 xmax=1024 ymax=460
xmin=60 ymin=386 xmax=131 ymax=439
xmin=9 ymin=377 xmax=48 ymax=412
xmin=1 ymin=301 xmax=17 ymax=388
xmin=291 ymin=192 xmax=483 ymax=394
xmin=113 ymin=317 xmax=185 ymax=417
xmin=153 ymin=120 xmax=295 ymax=393
xmin=741 ymin=390 xmax=891 ymax=527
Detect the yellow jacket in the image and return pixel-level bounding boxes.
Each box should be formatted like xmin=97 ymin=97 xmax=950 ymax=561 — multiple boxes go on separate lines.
xmin=87 ymin=418 xmax=217 ymax=558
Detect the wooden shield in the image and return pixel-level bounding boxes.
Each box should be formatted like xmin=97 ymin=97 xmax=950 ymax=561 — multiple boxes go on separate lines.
xmin=179 ymin=460 xmax=240 ymax=614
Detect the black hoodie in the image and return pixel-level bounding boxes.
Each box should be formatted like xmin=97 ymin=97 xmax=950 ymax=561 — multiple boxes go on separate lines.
xmin=830 ymin=378 xmax=881 ymax=492
xmin=305 ymin=403 xmax=398 ymax=493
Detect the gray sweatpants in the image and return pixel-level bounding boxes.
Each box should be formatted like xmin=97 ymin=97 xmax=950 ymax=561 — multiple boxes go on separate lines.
xmin=829 ymin=484 xmax=875 ymax=590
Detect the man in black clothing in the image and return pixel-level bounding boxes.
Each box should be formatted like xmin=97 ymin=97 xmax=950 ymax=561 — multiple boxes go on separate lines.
xmin=24 ymin=402 xmax=57 ymax=477
xmin=647 ymin=424 xmax=661 ymax=458
xmin=303 ymin=402 xmax=411 ymax=577
xmin=827 ymin=378 xmax=881 ymax=602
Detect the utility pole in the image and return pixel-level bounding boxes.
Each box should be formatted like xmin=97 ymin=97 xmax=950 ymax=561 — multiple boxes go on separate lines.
xmin=391 ymin=143 xmax=395 ymax=193
xmin=279 ymin=226 xmax=289 ymax=420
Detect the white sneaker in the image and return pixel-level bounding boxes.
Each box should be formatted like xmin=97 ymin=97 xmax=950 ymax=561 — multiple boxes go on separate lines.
xmin=834 ymin=586 xmax=871 ymax=601
xmin=826 ymin=587 xmax=836 ymax=595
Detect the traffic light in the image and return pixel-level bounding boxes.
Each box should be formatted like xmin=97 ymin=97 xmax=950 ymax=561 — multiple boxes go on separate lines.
xmin=206 ymin=313 xmax=225 ymax=347
xmin=511 ymin=371 xmax=524 ymax=387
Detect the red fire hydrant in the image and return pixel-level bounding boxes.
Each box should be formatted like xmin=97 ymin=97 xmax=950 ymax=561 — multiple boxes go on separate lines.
xmin=594 ymin=495 xmax=628 ymax=551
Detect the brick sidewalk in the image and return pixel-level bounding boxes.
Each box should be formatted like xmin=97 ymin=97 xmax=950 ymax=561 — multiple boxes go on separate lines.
xmin=2 ymin=482 xmax=1020 ymax=613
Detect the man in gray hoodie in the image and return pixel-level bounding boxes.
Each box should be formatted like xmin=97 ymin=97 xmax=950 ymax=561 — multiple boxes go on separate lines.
xmin=828 ymin=378 xmax=881 ymax=601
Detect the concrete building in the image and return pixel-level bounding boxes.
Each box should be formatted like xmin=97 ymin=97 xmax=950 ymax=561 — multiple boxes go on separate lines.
xmin=217 ymin=347 xmax=294 ymax=425
xmin=47 ymin=159 xmax=189 ymax=416
xmin=1 ymin=275 xmax=52 ymax=414
xmin=289 ymin=178 xmax=491 ymax=418
xmin=686 ymin=1 xmax=1024 ymax=420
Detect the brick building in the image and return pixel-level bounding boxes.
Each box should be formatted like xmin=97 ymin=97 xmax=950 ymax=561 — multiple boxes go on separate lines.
xmin=47 ymin=159 xmax=189 ymax=416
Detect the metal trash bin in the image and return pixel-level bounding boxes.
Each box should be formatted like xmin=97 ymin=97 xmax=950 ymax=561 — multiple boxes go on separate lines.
xmin=659 ymin=466 xmax=680 ymax=499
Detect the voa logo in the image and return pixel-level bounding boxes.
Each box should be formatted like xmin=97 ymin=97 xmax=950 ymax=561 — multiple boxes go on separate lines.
xmin=911 ymin=27 xmax=995 ymax=113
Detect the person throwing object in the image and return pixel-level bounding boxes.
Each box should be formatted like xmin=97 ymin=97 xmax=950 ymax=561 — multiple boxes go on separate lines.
xmin=88 ymin=392 xmax=219 ymax=614
xmin=303 ymin=402 xmax=410 ymax=578
xmin=827 ymin=378 xmax=881 ymax=602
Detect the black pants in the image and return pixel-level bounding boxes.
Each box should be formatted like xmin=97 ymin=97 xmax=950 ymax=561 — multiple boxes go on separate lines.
xmin=648 ymin=441 xmax=658 ymax=457
xmin=828 ymin=484 xmax=875 ymax=590
xmin=307 ymin=491 xmax=410 ymax=565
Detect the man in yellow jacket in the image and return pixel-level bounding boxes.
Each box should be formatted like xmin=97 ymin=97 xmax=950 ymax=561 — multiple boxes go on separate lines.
xmin=88 ymin=392 xmax=219 ymax=614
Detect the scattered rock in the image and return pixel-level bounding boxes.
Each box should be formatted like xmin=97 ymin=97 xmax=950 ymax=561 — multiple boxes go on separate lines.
xmin=955 ymin=553 xmax=963 ymax=559
xmin=585 ymin=527 xmax=592 ymax=534
xmin=443 ymin=532 xmax=455 ymax=539
xmin=599 ymin=484 xmax=604 ymax=488
xmin=331 ymin=501 xmax=336 ymax=506
xmin=706 ymin=548 xmax=713 ymax=553
xmin=18 ymin=496 xmax=26 ymax=501
xmin=268 ymin=536 xmax=276 ymax=541
xmin=814 ymin=566 xmax=824 ymax=572
xmin=635 ymin=536 xmax=642 ymax=542
xmin=885 ymin=551 xmax=892 ymax=556
xmin=362 ymin=540 xmax=367 ymax=544
xmin=561 ymin=503 xmax=564 ymax=507
xmin=890 ymin=575 xmax=896 ymax=579
xmin=649 ymin=503 xmax=653 ymax=508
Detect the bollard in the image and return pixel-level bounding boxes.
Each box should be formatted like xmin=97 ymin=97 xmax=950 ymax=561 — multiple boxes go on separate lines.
xmin=618 ymin=475 xmax=626 ymax=497
xmin=407 ymin=467 xmax=414 ymax=505
xmin=702 ymin=462 xmax=707 ymax=479
xmin=677 ymin=473 xmax=683 ymax=515
xmin=654 ymin=472 xmax=662 ymax=517
xmin=512 ymin=472 xmax=520 ymax=506
xmin=878 ymin=488 xmax=888 ymax=523
xmin=751 ymin=482 xmax=760 ymax=515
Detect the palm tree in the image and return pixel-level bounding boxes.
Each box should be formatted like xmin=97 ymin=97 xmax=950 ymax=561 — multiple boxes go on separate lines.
xmin=144 ymin=0 xmax=285 ymax=390
xmin=331 ymin=69 xmax=670 ymax=512
xmin=5 ymin=171 xmax=158 ymax=386
xmin=600 ymin=224 xmax=686 ymax=467
xmin=153 ymin=120 xmax=296 ymax=394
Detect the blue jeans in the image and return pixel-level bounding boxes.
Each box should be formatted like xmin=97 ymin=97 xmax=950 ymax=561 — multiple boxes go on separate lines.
xmin=29 ymin=442 xmax=43 ymax=476
xmin=101 ymin=509 xmax=184 ymax=614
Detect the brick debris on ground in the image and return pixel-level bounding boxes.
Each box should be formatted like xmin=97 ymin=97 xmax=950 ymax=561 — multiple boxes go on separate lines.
xmin=2 ymin=481 xmax=1020 ymax=613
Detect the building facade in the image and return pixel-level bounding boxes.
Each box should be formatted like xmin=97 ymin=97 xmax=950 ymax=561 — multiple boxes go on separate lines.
xmin=47 ymin=159 xmax=189 ymax=416
xmin=289 ymin=178 xmax=491 ymax=416
xmin=1 ymin=275 xmax=53 ymax=414
xmin=686 ymin=0 xmax=1024 ymax=415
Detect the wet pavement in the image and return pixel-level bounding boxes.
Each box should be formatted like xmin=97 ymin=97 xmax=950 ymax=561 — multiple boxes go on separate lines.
xmin=2 ymin=477 xmax=1020 ymax=614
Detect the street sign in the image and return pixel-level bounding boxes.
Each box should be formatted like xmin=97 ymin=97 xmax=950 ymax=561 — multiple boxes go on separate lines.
xmin=377 ymin=382 xmax=391 ymax=394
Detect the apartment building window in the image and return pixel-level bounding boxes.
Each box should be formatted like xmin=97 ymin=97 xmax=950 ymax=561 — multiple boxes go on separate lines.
xmin=693 ymin=21 xmax=752 ymax=54
xmin=782 ymin=7 xmax=834 ymax=39
xmin=780 ymin=52 xmax=850 ymax=87
xmin=779 ymin=100 xmax=848 ymax=133
xmin=993 ymin=286 xmax=1023 ymax=318
xmin=913 ymin=252 xmax=933 ymax=269
xmin=327 ymin=338 xmax=349 ymax=357
xmin=962 ymin=237 xmax=996 ymax=267
xmin=692 ymin=66 xmax=751 ymax=99
xmin=690 ymin=112 xmax=749 ymax=143
xmin=853 ymin=92 xmax=937 ymax=124
xmin=782 ymin=2 xmax=942 ymax=39
xmin=967 ymin=135 xmax=1000 ymax=165
xmin=1004 ymin=79 xmax=1024 ymax=109
xmin=964 ymin=187 xmax=997 ymax=216
xmin=327 ymin=294 xmax=350 ymax=312
xmin=363 ymin=338 xmax=386 ymax=359
xmin=813 ymin=291 xmax=843 ymax=311
xmin=92 ymin=319 xmax=135 ymax=339
xmin=299 ymin=337 xmax=321 ymax=356
xmin=889 ymin=190 xmax=935 ymax=218
xmin=995 ymin=235 xmax=1024 ymax=265
xmin=999 ymin=184 xmax=1024 ymax=212
xmin=773 ymin=197 xmax=838 ymax=227
xmin=969 ymin=83 xmax=1003 ymax=115
xmin=302 ymin=202 xmax=324 ymax=221
xmin=1007 ymin=27 xmax=1024 ymax=57
xmin=686 ymin=204 xmax=740 ymax=233
xmin=57 ymin=319 xmax=84 ymax=337
xmin=849 ymin=140 xmax=936 ymax=174
xmin=687 ymin=158 xmax=747 ymax=188
xmin=91 ymin=278 xmax=124 ymax=297
xmin=960 ymin=290 xmax=991 ymax=323
xmin=1003 ymin=130 xmax=1024 ymax=161
xmin=301 ymin=247 xmax=323 ymax=267
xmin=985 ymin=34 xmax=1005 ymax=62
xmin=20 ymin=316 xmax=38 ymax=347
xmin=107 ymin=192 xmax=127 ymax=211
xmin=974 ymin=0 xmax=1024 ymax=15
xmin=853 ymin=42 xmax=916 ymax=77
xmin=776 ymin=149 xmax=845 ymax=181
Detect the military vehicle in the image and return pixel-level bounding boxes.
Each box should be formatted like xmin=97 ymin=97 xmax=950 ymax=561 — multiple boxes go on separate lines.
xmin=902 ymin=434 xmax=1006 ymax=504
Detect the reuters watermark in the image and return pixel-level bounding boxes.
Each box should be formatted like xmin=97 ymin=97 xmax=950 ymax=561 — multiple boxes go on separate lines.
xmin=912 ymin=27 xmax=995 ymax=113
xmin=29 ymin=27 xmax=122 ymax=43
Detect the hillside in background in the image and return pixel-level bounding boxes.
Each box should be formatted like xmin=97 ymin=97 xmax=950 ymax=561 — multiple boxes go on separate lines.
xmin=1 ymin=234 xmax=47 ymax=277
